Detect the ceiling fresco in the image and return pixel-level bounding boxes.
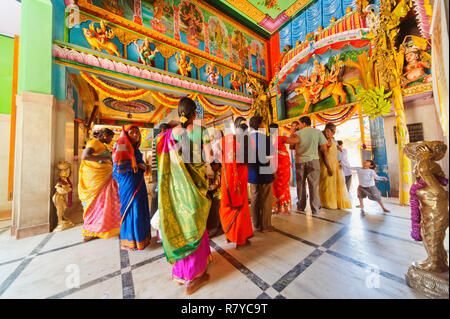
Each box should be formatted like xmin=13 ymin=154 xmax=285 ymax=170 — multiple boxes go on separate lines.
xmin=202 ymin=0 xmax=314 ymax=35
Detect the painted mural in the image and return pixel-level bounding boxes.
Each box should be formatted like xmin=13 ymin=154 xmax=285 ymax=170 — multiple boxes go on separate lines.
xmin=178 ymin=0 xmax=204 ymax=49
xmin=142 ymin=0 xmax=175 ymax=36
xmin=284 ymin=49 xmax=365 ymax=118
xmin=231 ymin=30 xmax=249 ymax=69
xmin=208 ymin=17 xmax=229 ymax=61
xmin=92 ymin=0 xmax=135 ymax=21
xmin=73 ymin=0 xmax=269 ymax=86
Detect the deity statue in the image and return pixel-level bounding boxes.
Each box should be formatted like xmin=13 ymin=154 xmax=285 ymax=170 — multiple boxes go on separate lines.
xmin=232 ymin=31 xmax=247 ymax=67
xmin=230 ymin=72 xmax=242 ymax=92
xmin=400 ymin=44 xmax=432 ymax=88
xmin=404 ymin=141 xmax=449 ymax=298
xmin=53 ymin=161 xmax=75 ymax=232
xmin=176 ymin=52 xmax=193 ymax=77
xmin=134 ymin=38 xmax=158 ymax=67
xmin=83 ymin=20 xmax=121 ymax=57
xmin=305 ymin=60 xmax=327 ymax=103
xmin=206 ymin=63 xmax=219 ymax=86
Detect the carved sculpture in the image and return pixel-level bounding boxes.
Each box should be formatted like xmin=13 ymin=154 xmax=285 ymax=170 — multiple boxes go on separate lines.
xmin=404 ymin=141 xmax=449 ymax=299
xmin=206 ymin=63 xmax=219 ymax=86
xmin=242 ymin=68 xmax=272 ymax=126
xmin=175 ymin=52 xmax=193 ymax=77
xmin=294 ymin=57 xmax=355 ymax=114
xmin=134 ymin=38 xmax=158 ymax=67
xmin=399 ymin=37 xmax=432 ymax=88
xmin=53 ymin=161 xmax=75 ymax=232
xmin=230 ymin=71 xmax=242 ymax=92
xmin=83 ymin=20 xmax=121 ymax=57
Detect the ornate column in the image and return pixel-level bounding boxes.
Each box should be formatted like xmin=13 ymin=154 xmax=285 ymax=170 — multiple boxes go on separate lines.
xmin=174 ymin=6 xmax=181 ymax=42
xmin=204 ymin=22 xmax=209 ymax=53
xmin=133 ymin=0 xmax=142 ymax=25
xmin=369 ymin=117 xmax=391 ymax=197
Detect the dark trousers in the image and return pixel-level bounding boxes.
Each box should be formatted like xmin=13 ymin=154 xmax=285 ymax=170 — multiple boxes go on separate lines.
xmin=295 ymin=160 xmax=321 ymax=214
xmin=249 ymin=183 xmax=273 ymax=231
xmin=345 ymin=175 xmax=352 ymax=192
xmin=206 ymin=191 xmax=223 ymax=237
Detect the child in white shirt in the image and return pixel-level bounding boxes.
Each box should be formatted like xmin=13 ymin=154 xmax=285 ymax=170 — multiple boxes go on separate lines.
xmin=346 ymin=160 xmax=390 ymax=213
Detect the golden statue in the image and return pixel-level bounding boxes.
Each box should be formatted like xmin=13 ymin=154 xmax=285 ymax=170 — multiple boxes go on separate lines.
xmin=230 ymin=71 xmax=242 ymax=91
xmin=83 ymin=20 xmax=121 ymax=57
xmin=53 ymin=161 xmax=76 ymax=232
xmin=404 ymin=141 xmax=449 ymax=299
xmin=241 ymin=68 xmax=272 ymax=126
xmin=175 ymin=52 xmax=193 ymax=77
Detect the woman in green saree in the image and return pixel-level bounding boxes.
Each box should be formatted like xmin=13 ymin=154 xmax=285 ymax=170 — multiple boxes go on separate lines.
xmin=157 ymin=97 xmax=213 ymax=295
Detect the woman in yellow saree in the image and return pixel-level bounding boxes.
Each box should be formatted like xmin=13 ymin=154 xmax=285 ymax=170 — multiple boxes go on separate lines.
xmin=319 ymin=123 xmax=352 ymax=210
xmin=158 ymin=97 xmax=213 ymax=295
xmin=78 ymin=128 xmax=121 ymax=241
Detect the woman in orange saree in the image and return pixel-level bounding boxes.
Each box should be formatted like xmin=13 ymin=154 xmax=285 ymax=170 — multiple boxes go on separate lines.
xmin=219 ymin=117 xmax=253 ymax=249
xmin=269 ymin=123 xmax=295 ymax=215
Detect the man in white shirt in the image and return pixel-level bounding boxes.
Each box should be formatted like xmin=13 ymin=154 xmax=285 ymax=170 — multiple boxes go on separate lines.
xmin=337 ymin=140 xmax=352 ymax=191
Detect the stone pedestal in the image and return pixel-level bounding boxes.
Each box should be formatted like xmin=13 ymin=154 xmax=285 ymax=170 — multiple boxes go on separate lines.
xmin=405 ymin=265 xmax=449 ymax=299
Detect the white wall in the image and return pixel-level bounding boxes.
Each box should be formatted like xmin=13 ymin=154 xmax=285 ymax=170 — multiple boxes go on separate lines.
xmin=383 ymin=96 xmax=449 ymax=197
xmin=0 ymin=0 xmax=21 ymax=37
xmin=0 ymin=114 xmax=12 ymax=212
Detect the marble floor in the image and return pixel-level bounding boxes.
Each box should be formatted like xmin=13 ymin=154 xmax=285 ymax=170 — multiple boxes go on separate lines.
xmin=0 ymin=188 xmax=448 ymax=299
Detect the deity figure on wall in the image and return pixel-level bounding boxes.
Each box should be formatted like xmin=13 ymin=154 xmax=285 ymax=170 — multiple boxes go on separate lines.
xmin=83 ymin=20 xmax=121 ymax=57
xmin=232 ymin=30 xmax=248 ymax=67
xmin=208 ymin=17 xmax=228 ymax=60
xmin=102 ymin=0 xmax=125 ymax=16
xmin=305 ymin=60 xmax=327 ymax=103
xmin=206 ymin=63 xmax=219 ymax=86
xmin=401 ymin=44 xmax=432 ymax=88
xmin=176 ymin=52 xmax=193 ymax=77
xmin=134 ymin=38 xmax=158 ymax=67
xmin=230 ymin=72 xmax=242 ymax=92
xmin=150 ymin=0 xmax=169 ymax=33
xmin=179 ymin=1 xmax=203 ymax=48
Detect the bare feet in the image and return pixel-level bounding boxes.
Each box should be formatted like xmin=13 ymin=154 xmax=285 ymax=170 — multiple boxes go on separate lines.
xmin=356 ymin=205 xmax=364 ymax=210
xmin=383 ymin=208 xmax=391 ymax=213
xmin=185 ymin=273 xmax=210 ymax=295
xmin=83 ymin=237 xmax=96 ymax=242
xmin=236 ymin=240 xmax=251 ymax=250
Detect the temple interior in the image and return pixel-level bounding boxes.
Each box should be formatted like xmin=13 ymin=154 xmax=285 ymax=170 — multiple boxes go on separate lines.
xmin=0 ymin=0 xmax=448 ymax=300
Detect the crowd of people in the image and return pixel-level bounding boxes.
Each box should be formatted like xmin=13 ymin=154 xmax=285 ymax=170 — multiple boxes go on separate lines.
xmin=77 ymin=97 xmax=390 ymax=295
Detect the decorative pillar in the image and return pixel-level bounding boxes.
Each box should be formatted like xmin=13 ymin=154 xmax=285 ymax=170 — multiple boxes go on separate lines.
xmin=392 ymin=86 xmax=412 ymax=205
xmin=229 ymin=35 xmax=233 ymax=63
xmin=204 ymin=23 xmax=209 ymax=53
xmin=12 ymin=0 xmax=58 ymax=239
xmin=357 ymin=104 xmax=365 ymax=165
xmin=174 ymin=7 xmax=181 ymax=42
xmin=133 ymin=0 xmax=142 ymax=25
xmin=369 ymin=117 xmax=391 ymax=197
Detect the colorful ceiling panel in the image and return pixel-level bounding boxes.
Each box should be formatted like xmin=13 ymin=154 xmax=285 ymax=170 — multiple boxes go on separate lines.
xmin=203 ymin=0 xmax=315 ymax=34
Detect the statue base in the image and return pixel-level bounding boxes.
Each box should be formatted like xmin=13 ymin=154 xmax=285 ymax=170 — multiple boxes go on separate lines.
xmin=54 ymin=219 xmax=76 ymax=232
xmin=405 ymin=265 xmax=449 ymax=299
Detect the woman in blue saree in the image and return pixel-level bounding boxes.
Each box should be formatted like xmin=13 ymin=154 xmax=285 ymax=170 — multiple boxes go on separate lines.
xmin=158 ymin=97 xmax=213 ymax=295
xmin=113 ymin=125 xmax=151 ymax=250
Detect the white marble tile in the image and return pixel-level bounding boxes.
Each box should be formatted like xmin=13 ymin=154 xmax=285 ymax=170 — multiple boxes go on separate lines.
xmin=40 ymin=226 xmax=86 ymax=253
xmin=280 ymin=253 xmax=426 ymax=299
xmin=329 ymin=228 xmax=428 ymax=279
xmin=0 ymin=261 xmax=21 ymax=286
xmin=0 ymin=232 xmax=48 ymax=264
xmin=215 ymin=231 xmax=316 ymax=286
xmin=272 ymin=212 xmax=345 ymax=246
xmin=62 ymin=275 xmax=123 ymax=299
xmin=127 ymin=234 xmax=165 ymax=267
xmin=133 ymin=249 xmax=264 ymax=299
xmin=1 ymin=236 xmax=121 ymax=298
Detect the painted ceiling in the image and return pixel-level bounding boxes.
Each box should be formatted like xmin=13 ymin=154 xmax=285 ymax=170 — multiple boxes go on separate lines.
xmin=202 ymin=0 xmax=313 ymax=36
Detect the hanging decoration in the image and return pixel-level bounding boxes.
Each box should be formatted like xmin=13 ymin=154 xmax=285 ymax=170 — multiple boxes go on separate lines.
xmin=311 ymin=105 xmax=358 ymax=125
xmin=356 ymin=86 xmax=393 ymax=119
xmin=80 ymin=72 xmax=150 ymax=101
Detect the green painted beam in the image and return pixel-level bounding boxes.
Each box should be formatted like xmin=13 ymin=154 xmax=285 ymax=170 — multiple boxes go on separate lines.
xmin=0 ymin=35 xmax=15 ymax=114
xmin=17 ymin=0 xmax=53 ymax=95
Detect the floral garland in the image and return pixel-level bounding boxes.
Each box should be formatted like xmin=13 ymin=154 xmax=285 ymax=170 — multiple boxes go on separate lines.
xmin=312 ymin=105 xmax=358 ymax=125
xmin=409 ymin=175 xmax=448 ymax=241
